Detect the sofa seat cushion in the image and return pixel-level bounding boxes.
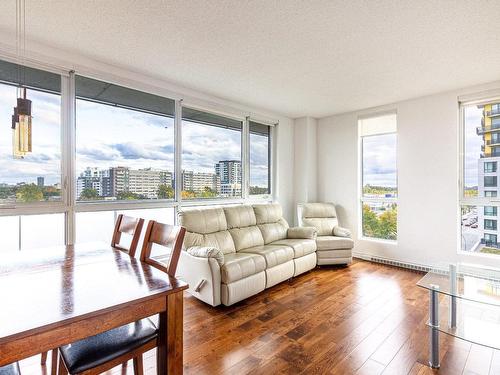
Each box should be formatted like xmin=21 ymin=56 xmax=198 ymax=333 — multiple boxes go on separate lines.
xmin=221 ymin=252 xmax=266 ymax=284
xmin=239 ymin=244 xmax=294 ymax=268
xmin=271 ymin=239 xmax=316 ymax=258
xmin=316 ymin=236 xmax=354 ymax=251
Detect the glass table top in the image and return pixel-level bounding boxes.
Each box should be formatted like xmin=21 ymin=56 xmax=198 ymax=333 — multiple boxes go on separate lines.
xmin=417 ymin=263 xmax=500 ymax=307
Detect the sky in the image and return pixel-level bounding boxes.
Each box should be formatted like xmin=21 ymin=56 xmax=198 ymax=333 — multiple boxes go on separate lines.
xmin=0 ymin=82 xmax=270 ymax=187
xmin=362 ymin=133 xmax=397 ymax=189
xmin=464 ymin=105 xmax=483 ymax=188
xmin=3 ymin=80 xmax=480 ymax=191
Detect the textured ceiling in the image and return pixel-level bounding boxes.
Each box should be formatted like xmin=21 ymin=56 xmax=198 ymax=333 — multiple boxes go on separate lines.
xmin=0 ymin=0 xmax=499 ymax=118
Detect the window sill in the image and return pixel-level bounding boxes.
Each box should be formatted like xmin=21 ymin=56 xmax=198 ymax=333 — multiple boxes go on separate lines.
xmin=359 ymin=236 xmax=398 ymax=245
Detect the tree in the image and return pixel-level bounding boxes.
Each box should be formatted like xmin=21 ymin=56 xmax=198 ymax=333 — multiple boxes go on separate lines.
xmin=117 ymin=191 xmax=145 ymax=200
xmin=79 ymin=188 xmax=100 ymax=201
xmin=157 ymin=184 xmax=174 ymax=199
xmin=362 ymin=204 xmax=379 ymax=238
xmin=16 ymin=184 xmax=44 ymax=203
xmin=199 ymin=187 xmax=217 ymax=198
xmin=249 ymin=186 xmax=269 ymax=195
xmin=362 ymin=203 xmax=397 ymax=240
xmin=181 ymin=190 xmax=196 ymax=199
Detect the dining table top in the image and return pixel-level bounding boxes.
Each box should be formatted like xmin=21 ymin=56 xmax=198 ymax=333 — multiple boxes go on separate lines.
xmin=0 ymin=242 xmax=188 ymax=346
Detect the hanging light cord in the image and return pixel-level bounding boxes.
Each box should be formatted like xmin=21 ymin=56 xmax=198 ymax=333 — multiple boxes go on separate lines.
xmin=15 ymin=0 xmax=26 ymax=93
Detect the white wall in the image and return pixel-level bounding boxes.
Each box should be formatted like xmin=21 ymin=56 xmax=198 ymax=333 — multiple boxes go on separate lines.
xmin=293 ymin=117 xmax=318 ymax=223
xmin=318 ymin=81 xmax=500 ymax=269
xmin=0 ymin=39 xmax=296 ymax=223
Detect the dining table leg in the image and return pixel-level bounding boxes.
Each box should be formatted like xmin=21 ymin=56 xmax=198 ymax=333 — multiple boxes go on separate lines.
xmin=157 ymin=291 xmax=184 ymax=375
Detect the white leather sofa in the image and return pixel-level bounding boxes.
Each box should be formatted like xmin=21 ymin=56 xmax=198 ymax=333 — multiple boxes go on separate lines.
xmin=177 ymin=203 xmax=317 ymax=306
xmin=297 ymin=202 xmax=354 ymax=265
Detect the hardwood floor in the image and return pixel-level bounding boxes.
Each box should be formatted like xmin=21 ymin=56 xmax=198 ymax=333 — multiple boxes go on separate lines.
xmin=19 ymin=259 xmax=500 ymax=374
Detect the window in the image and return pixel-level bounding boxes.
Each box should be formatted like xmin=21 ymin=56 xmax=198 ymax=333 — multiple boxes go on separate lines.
xmin=0 ymin=213 xmax=64 ymax=252
xmin=76 ymin=208 xmax=174 ymax=244
xmin=249 ymin=121 xmax=272 ymax=196
xmin=485 ymin=176 xmax=497 ymax=187
xmin=485 ymin=162 xmax=497 ymax=173
xmin=485 ymin=219 xmax=497 ymax=231
xmin=484 ymin=233 xmax=497 ymax=246
xmin=75 ymin=76 xmax=175 ymax=202
xmin=359 ymin=113 xmax=397 ymax=241
xmin=181 ymin=107 xmax=242 ymax=199
xmin=0 ymin=58 xmax=276 ymax=251
xmin=0 ymin=60 xmax=62 ymax=204
xmin=485 ymin=206 xmax=497 ymax=216
xmin=461 ymin=100 xmax=500 ymax=255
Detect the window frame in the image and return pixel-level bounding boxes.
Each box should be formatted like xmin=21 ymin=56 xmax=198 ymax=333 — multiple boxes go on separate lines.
xmin=459 ymin=95 xmax=500 ymax=256
xmin=358 ymin=111 xmax=398 ymax=243
xmin=0 ymin=58 xmax=278 ymax=248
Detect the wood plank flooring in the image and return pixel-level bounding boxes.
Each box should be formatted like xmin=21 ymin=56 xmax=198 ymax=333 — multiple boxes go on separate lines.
xmin=19 ymin=259 xmax=500 ymax=374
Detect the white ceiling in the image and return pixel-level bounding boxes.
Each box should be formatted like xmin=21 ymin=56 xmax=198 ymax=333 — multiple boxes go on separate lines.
xmin=0 ymin=0 xmax=499 ymax=118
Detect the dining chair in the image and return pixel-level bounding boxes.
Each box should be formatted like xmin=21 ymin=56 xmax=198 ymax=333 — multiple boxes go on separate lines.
xmin=0 ymin=363 xmax=20 ymax=375
xmin=140 ymin=221 xmax=186 ymax=277
xmin=57 ymin=220 xmax=186 ymax=375
xmin=40 ymin=349 xmax=58 ymax=375
xmin=111 ymin=214 xmax=145 ymax=257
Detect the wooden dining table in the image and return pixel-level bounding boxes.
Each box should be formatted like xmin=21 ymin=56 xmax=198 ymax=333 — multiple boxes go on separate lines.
xmin=0 ymin=242 xmax=188 ymax=374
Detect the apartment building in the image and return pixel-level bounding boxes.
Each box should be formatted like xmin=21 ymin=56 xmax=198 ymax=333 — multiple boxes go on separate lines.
xmin=477 ymin=102 xmax=500 ymax=248
xmin=181 ymin=170 xmax=220 ymax=193
xmin=215 ymin=160 xmax=242 ymax=197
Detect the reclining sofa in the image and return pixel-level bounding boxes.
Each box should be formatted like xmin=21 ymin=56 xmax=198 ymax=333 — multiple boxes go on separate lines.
xmin=177 ymin=203 xmax=317 ymax=306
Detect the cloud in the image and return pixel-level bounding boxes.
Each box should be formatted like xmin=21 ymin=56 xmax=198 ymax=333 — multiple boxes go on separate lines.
xmin=362 ymin=134 xmax=397 ymax=187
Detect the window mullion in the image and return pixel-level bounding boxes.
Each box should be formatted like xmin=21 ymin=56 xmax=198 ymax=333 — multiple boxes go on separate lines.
xmin=174 ymin=99 xmax=183 ymax=208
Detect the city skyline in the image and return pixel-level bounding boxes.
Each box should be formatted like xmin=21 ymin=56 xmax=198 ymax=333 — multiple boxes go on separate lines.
xmin=0 ymin=86 xmax=272 ymax=189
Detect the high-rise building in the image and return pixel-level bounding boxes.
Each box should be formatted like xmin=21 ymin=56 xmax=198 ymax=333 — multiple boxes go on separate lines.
xmin=110 ymin=166 xmax=130 ymax=196
xmin=128 ymin=168 xmax=172 ymax=199
xmin=76 ymin=167 xmax=111 ymax=198
xmin=37 ymin=177 xmax=44 ymax=187
xmin=477 ymin=102 xmax=500 ymax=248
xmin=181 ymin=170 xmax=219 ymax=193
xmin=215 ymin=160 xmax=242 ymax=197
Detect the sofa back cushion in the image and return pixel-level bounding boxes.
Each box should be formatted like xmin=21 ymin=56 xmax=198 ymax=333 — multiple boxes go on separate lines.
xmin=253 ymin=203 xmax=289 ymax=244
xmin=179 ymin=207 xmax=236 ymax=254
xmin=299 ymin=203 xmax=339 ymax=236
xmin=224 ymin=205 xmax=264 ymax=250
xmin=179 ymin=207 xmax=228 ymax=233
xmin=224 ymin=205 xmax=257 ymax=228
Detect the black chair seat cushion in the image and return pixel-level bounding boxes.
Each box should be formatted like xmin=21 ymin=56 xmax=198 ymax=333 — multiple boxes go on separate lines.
xmin=60 ymin=318 xmax=157 ymax=374
xmin=0 ymin=363 xmax=20 ymax=375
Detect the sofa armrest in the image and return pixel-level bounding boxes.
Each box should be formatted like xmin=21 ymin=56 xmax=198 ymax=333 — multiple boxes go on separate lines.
xmin=333 ymin=226 xmax=352 ymax=238
xmin=186 ymin=246 xmax=225 ymax=266
xmin=287 ymin=226 xmax=318 ymax=239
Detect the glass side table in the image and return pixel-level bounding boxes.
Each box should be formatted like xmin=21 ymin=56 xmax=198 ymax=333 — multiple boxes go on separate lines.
xmin=417 ymin=263 xmax=500 ymax=369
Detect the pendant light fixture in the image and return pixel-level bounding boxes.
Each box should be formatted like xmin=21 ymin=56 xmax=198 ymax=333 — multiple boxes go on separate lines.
xmin=12 ymin=0 xmax=32 ymax=159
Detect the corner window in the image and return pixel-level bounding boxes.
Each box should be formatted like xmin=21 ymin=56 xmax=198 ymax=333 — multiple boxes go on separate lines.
xmin=359 ymin=113 xmax=397 ymax=241
xmin=461 ymin=99 xmax=500 ymax=255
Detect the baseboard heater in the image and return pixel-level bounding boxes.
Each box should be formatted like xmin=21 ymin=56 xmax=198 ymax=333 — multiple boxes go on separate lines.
xmin=353 ymin=253 xmax=431 ymax=273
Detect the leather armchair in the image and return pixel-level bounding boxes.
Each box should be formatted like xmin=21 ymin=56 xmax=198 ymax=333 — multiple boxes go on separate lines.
xmin=297 ymin=202 xmax=354 ymax=265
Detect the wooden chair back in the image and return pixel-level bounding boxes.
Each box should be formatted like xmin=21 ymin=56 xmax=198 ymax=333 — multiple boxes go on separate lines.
xmin=111 ymin=214 xmax=145 ymax=257
xmin=140 ymin=221 xmax=186 ymax=277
